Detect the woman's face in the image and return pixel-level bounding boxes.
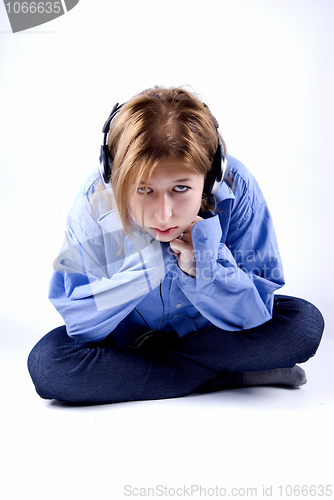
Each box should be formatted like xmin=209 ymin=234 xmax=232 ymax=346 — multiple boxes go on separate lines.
xmin=129 ymin=159 xmax=205 ymax=241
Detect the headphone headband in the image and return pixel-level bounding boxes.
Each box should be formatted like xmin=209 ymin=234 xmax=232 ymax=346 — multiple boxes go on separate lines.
xmin=102 ymin=103 xmax=123 ymax=136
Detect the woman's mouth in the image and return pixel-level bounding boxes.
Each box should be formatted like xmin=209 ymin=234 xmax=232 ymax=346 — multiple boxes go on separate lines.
xmin=152 ymin=227 xmax=178 ymax=237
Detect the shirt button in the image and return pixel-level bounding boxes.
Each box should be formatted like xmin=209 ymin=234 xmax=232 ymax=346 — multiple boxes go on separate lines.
xmin=173 ymin=315 xmax=178 ymax=319
xmin=176 ymin=303 xmax=182 ymax=308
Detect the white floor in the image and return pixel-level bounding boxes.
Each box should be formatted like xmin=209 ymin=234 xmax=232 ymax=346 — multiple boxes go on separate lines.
xmin=1 ymin=329 xmax=333 ymax=500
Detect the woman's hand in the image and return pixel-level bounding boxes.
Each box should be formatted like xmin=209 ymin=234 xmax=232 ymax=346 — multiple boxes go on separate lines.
xmin=169 ymin=216 xmax=203 ymax=278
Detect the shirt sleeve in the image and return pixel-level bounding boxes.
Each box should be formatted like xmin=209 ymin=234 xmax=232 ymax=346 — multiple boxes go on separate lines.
xmin=49 ymin=209 xmax=169 ymax=342
xmin=176 ymin=198 xmax=285 ymax=331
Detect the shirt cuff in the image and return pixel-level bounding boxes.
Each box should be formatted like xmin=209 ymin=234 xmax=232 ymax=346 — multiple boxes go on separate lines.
xmin=191 ymin=216 xmax=222 ymax=290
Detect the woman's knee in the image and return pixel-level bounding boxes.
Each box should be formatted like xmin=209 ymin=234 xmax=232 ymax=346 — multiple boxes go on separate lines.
xmin=274 ymin=295 xmax=325 ymax=359
xmin=300 ymin=298 xmax=325 ymax=355
xmin=27 ymin=326 xmax=72 ymax=400
xmin=28 ymin=338 xmax=53 ymax=400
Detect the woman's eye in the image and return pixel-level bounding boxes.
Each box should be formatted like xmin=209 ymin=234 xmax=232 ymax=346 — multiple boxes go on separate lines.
xmin=137 ymin=186 xmax=152 ymax=194
xmin=174 ymin=185 xmax=189 ymax=192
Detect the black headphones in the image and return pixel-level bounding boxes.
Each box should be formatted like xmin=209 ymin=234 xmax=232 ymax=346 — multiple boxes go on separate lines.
xmin=99 ymin=102 xmax=227 ymax=197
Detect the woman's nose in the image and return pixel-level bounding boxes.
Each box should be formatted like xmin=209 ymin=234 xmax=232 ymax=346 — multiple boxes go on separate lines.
xmin=154 ymin=193 xmax=172 ymax=223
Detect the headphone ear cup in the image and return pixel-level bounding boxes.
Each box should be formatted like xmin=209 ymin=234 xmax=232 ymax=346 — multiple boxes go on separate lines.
xmin=99 ymin=145 xmax=113 ymax=186
xmin=203 ymin=144 xmax=225 ymax=197
xmin=106 ymin=149 xmax=113 ymax=180
xmin=210 ymin=155 xmax=227 ymax=195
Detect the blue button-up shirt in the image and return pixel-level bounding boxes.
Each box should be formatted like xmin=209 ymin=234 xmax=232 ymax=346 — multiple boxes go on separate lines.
xmin=50 ymin=155 xmax=284 ymax=345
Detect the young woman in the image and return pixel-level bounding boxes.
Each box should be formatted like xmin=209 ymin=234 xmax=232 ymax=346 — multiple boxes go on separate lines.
xmin=28 ymin=86 xmax=324 ymax=404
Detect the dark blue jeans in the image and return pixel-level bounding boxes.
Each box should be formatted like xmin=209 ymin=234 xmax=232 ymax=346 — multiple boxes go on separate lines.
xmin=28 ymin=296 xmax=324 ymax=404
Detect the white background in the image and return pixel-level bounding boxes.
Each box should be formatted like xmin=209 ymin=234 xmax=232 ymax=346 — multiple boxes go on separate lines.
xmin=0 ymin=2 xmax=333 ymax=499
